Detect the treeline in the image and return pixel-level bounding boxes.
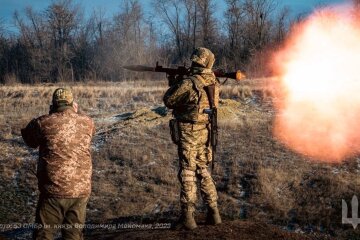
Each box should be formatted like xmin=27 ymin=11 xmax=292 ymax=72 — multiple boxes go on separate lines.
xmin=0 ymin=0 xmax=293 ymax=84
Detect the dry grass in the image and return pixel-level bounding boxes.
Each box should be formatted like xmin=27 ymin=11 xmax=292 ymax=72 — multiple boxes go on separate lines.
xmin=1 ymin=80 xmax=360 ymax=239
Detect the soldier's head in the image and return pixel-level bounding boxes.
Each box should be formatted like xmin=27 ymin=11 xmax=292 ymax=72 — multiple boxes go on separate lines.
xmin=52 ymin=88 xmax=74 ymax=107
xmin=190 ymin=47 xmax=215 ymax=69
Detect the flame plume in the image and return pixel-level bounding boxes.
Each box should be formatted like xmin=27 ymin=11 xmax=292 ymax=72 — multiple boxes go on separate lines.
xmin=271 ymin=4 xmax=360 ymax=162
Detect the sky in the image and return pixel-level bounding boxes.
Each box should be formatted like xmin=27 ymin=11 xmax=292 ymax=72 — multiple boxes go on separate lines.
xmin=0 ymin=0 xmax=348 ymax=34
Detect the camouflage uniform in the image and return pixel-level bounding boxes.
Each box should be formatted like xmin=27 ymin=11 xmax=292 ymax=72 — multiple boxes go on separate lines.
xmin=21 ymin=88 xmax=95 ymax=240
xmin=163 ymin=47 xmax=221 ymax=229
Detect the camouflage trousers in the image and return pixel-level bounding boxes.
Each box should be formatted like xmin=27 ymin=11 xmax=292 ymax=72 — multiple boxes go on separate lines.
xmin=33 ymin=196 xmax=88 ymax=240
xmin=177 ymin=122 xmax=218 ymax=212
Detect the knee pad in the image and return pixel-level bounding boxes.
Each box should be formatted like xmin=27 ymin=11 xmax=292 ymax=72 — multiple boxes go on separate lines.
xmin=179 ymin=169 xmax=197 ymax=183
xmin=197 ymin=168 xmax=211 ymax=179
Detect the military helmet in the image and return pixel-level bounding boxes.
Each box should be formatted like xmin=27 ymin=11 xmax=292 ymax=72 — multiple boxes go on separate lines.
xmin=52 ymin=88 xmax=73 ymax=105
xmin=190 ymin=47 xmax=215 ymax=69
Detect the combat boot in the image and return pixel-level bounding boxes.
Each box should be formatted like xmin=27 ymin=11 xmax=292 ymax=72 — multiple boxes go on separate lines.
xmin=206 ymin=206 xmax=222 ymax=225
xmin=175 ymin=205 xmax=198 ymax=230
xmin=183 ymin=209 xmax=197 ymax=230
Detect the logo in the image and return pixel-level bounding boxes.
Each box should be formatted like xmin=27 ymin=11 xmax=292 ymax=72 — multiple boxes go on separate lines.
xmin=342 ymin=195 xmax=360 ymax=229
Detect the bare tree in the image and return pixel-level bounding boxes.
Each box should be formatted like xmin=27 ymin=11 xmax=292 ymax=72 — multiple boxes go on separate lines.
xmin=45 ymin=0 xmax=80 ymax=81
xmin=154 ymin=0 xmax=186 ymax=62
xmin=224 ymin=0 xmax=245 ymax=69
xmin=197 ymin=0 xmax=217 ymax=48
xmin=93 ymin=8 xmax=108 ymax=45
xmin=224 ymin=0 xmax=280 ymax=70
xmin=0 ymin=30 xmax=9 ymax=83
xmin=0 ymin=18 xmax=6 ymax=38
xmin=242 ymin=0 xmax=276 ymax=53
xmin=273 ymin=6 xmax=290 ymax=44
xmin=94 ymin=0 xmax=156 ymax=81
xmin=182 ymin=0 xmax=197 ymax=55
xmin=14 ymin=8 xmax=49 ymax=83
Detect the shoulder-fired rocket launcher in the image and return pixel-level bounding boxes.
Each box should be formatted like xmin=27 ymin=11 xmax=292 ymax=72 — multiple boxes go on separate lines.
xmin=123 ymin=62 xmax=246 ymax=81
xmin=123 ymin=62 xmax=246 ymax=171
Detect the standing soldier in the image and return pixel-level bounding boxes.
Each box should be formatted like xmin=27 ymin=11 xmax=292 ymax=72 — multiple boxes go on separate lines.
xmin=21 ymin=88 xmax=95 ymax=240
xmin=163 ymin=47 xmax=222 ymax=230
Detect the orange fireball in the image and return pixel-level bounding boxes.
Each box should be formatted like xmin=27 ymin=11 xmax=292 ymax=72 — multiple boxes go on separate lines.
xmin=271 ymin=4 xmax=360 ymax=162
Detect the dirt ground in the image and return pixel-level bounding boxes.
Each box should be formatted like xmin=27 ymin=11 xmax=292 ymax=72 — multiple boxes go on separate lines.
xmin=85 ymin=219 xmax=332 ymax=240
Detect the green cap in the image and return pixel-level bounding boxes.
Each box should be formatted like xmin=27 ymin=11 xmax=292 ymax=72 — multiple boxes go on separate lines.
xmin=52 ymin=88 xmax=73 ymax=105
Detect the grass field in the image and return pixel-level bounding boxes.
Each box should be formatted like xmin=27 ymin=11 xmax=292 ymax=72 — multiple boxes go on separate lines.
xmin=0 ymin=79 xmax=360 ymax=239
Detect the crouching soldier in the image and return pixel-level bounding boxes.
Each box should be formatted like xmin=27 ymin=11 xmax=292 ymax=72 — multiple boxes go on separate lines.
xmin=21 ymin=88 xmax=95 ymax=240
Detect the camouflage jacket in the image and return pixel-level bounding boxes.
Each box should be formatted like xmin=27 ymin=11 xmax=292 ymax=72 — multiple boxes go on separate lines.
xmin=21 ymin=108 xmax=95 ymax=198
xmin=163 ymin=69 xmax=219 ymax=123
